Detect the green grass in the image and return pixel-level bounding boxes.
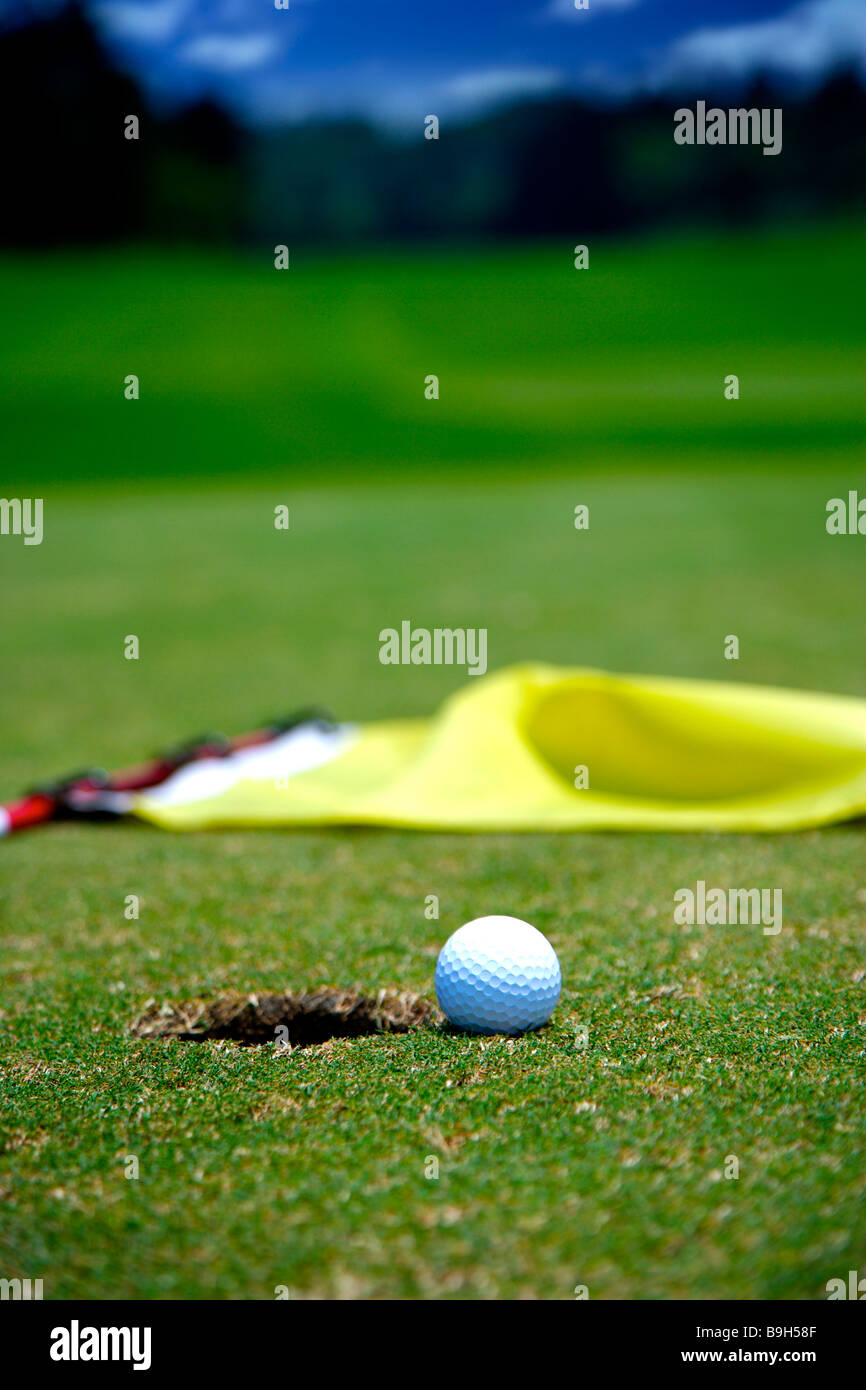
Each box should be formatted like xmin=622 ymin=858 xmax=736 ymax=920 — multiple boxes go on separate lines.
xmin=1 ymin=222 xmax=864 ymax=489
xmin=1 ymin=226 xmax=865 ymax=1299
xmin=1 ymin=824 xmax=864 ymax=1300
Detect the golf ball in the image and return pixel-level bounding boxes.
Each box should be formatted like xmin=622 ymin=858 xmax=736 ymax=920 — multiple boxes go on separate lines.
xmin=435 ymin=915 xmax=561 ymax=1035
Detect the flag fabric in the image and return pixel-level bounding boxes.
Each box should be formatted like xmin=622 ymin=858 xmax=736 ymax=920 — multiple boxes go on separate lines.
xmin=132 ymin=664 xmax=866 ymax=834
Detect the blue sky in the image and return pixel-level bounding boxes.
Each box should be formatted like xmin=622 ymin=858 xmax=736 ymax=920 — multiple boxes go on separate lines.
xmin=8 ymin=0 xmax=866 ymax=122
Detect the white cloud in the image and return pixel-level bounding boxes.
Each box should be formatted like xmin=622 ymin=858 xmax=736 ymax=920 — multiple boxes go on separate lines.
xmin=179 ymin=32 xmax=282 ymax=72
xmin=245 ymin=62 xmax=566 ymax=127
xmin=442 ymin=66 xmax=564 ymax=107
xmin=93 ymin=0 xmax=190 ymax=44
xmin=653 ymin=0 xmax=866 ymax=88
xmin=545 ymin=0 xmax=640 ymax=18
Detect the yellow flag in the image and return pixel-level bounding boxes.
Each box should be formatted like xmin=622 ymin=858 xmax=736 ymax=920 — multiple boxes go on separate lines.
xmin=135 ymin=664 xmax=866 ymax=833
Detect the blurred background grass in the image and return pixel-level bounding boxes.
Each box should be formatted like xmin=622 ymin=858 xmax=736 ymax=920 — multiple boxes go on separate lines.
xmin=2 ymin=224 xmax=865 ymax=490
xmin=2 ymin=462 xmax=864 ymax=798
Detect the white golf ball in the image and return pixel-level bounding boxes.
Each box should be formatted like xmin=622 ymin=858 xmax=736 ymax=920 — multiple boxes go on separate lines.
xmin=435 ymin=915 xmax=561 ymax=1035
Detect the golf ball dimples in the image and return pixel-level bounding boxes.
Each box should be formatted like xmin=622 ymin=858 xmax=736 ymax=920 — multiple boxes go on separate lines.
xmin=435 ymin=915 xmax=561 ymax=1035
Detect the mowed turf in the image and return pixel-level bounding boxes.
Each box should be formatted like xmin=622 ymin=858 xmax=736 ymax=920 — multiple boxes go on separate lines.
xmin=0 ymin=221 xmax=864 ymax=489
xmin=1 ymin=227 xmax=865 ymax=1299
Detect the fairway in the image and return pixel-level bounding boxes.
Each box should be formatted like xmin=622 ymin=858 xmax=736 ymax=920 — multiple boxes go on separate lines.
xmin=1 ymin=227 xmax=865 ymax=1300
xmin=1 ymin=223 xmax=865 ymax=490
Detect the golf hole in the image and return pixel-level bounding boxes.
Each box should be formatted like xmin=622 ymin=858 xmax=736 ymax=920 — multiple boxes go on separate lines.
xmin=132 ymin=988 xmax=437 ymax=1048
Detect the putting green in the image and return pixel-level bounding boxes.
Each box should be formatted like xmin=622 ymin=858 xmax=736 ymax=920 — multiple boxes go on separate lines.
xmin=0 ymin=227 xmax=864 ymax=1298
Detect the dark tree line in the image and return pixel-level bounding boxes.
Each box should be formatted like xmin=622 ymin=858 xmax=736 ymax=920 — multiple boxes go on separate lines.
xmin=1 ymin=3 xmax=864 ymax=249
xmin=0 ymin=5 xmax=239 ymax=246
